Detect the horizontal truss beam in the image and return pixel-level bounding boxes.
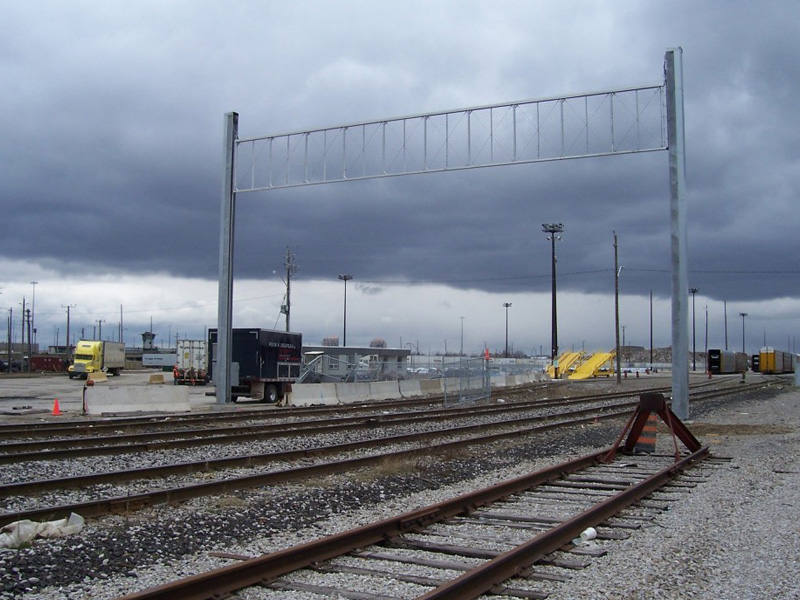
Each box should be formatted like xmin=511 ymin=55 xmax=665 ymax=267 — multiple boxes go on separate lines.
xmin=234 ymin=84 xmax=666 ymax=193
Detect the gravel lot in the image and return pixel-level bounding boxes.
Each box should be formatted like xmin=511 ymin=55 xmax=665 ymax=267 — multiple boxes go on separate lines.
xmin=2 ymin=377 xmax=798 ymax=599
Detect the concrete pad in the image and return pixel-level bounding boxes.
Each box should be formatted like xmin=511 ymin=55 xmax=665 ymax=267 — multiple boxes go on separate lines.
xmin=287 ymin=383 xmax=339 ymax=406
xmin=85 ymin=385 xmax=190 ymax=415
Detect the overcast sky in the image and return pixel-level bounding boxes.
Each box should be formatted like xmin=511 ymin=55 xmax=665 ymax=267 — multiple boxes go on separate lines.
xmin=2 ymin=1 xmax=799 ymax=357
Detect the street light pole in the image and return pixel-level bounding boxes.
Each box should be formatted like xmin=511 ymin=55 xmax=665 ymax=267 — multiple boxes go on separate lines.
xmin=503 ymin=303 xmax=512 ymax=358
xmin=740 ymin=312 xmax=748 ymax=354
xmin=690 ymin=288 xmax=699 ymax=371
xmin=338 ymin=274 xmax=352 ymax=346
xmin=542 ymin=223 xmax=564 ymax=378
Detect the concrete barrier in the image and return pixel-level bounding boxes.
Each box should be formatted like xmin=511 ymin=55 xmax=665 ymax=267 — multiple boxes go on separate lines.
xmin=335 ymin=382 xmax=371 ymax=404
xmin=368 ymin=381 xmax=401 ymax=401
xmin=491 ymin=376 xmax=508 ymax=388
xmin=87 ymin=372 xmax=108 ymax=383
xmin=287 ymin=383 xmax=339 ymax=406
xmin=398 ymin=380 xmax=423 ymax=398
xmin=148 ymin=374 xmax=165 ymax=384
xmin=85 ymin=385 xmax=190 ymax=415
xmin=419 ymin=379 xmax=443 ymax=396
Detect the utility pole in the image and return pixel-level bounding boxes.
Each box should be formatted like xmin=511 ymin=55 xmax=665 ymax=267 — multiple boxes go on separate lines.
xmin=460 ymin=317 xmax=464 ymax=357
xmin=26 ymin=308 xmax=32 ymax=369
xmin=97 ymin=319 xmax=105 ymax=341
xmin=724 ymin=300 xmax=728 ymax=351
xmin=338 ymin=274 xmax=352 ymax=346
xmin=30 ymin=281 xmax=37 ymax=348
xmin=543 ymin=223 xmax=564 ymax=378
xmin=282 ymin=247 xmax=298 ymax=332
xmin=6 ymin=308 xmax=11 ymax=373
xmin=503 ymin=303 xmax=512 ymax=358
xmin=63 ymin=305 xmax=76 ymax=362
xmin=740 ymin=312 xmax=748 ymax=354
xmin=20 ymin=297 xmax=26 ymax=371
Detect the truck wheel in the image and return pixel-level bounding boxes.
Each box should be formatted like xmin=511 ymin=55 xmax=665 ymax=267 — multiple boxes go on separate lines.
xmin=68 ymin=373 xmax=74 ymax=380
xmin=265 ymin=384 xmax=279 ymax=403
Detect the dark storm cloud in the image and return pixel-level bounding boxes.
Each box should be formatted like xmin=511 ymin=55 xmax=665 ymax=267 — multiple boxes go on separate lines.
xmin=2 ymin=0 xmax=800 ymax=313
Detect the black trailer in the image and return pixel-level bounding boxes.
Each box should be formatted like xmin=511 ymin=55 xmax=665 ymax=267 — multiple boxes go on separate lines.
xmin=208 ymin=328 xmax=303 ymax=402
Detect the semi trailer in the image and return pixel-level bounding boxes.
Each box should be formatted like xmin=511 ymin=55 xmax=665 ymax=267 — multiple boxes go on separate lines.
xmin=208 ymin=328 xmax=302 ymax=402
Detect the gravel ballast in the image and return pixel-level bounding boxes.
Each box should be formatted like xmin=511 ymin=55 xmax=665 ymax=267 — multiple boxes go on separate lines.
xmin=2 ymin=380 xmax=798 ymax=599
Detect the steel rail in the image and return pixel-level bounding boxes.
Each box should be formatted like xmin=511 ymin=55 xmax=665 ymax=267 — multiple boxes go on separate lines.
xmin=113 ymin=445 xmax=709 ymax=600
xmin=0 ymin=406 xmax=633 ymax=528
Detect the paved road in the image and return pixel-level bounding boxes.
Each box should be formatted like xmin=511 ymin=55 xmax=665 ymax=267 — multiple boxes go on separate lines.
xmin=0 ymin=371 xmax=222 ymax=418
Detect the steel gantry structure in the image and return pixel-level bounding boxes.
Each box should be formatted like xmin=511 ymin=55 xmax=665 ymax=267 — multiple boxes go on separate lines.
xmin=218 ymin=48 xmax=689 ymax=418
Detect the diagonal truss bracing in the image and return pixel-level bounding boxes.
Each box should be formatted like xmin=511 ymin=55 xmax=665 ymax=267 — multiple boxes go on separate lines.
xmin=234 ymin=84 xmax=666 ymax=193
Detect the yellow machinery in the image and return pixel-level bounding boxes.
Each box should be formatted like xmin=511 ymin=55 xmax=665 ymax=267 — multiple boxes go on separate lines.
xmin=546 ymin=351 xmax=584 ymax=379
xmin=569 ymin=351 xmax=616 ymax=379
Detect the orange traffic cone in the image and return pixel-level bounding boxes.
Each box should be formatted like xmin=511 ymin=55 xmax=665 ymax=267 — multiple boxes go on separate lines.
xmin=52 ymin=398 xmax=62 ymax=416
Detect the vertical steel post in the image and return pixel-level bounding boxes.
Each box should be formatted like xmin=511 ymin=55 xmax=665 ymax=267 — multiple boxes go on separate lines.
xmin=614 ymin=231 xmax=622 ymax=384
xmin=666 ymin=48 xmax=689 ymax=419
xmin=217 ymin=112 xmax=238 ymax=404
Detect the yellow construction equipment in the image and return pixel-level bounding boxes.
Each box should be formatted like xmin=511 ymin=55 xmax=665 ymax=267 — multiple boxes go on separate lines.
xmin=547 ymin=351 xmax=584 ymax=379
xmin=569 ymin=351 xmax=616 ymax=379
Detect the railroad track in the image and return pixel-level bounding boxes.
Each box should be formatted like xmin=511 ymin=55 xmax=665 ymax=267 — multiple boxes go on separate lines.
xmin=0 ymin=403 xmax=634 ymax=527
xmin=115 ymin=442 xmax=713 ymax=599
xmin=0 ymin=393 xmax=637 ymax=462
xmin=0 ymin=381 xmax=768 ymax=528
xmin=0 ymin=378 xmax=736 ymax=441
xmin=0 ymin=378 xmax=749 ymax=461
